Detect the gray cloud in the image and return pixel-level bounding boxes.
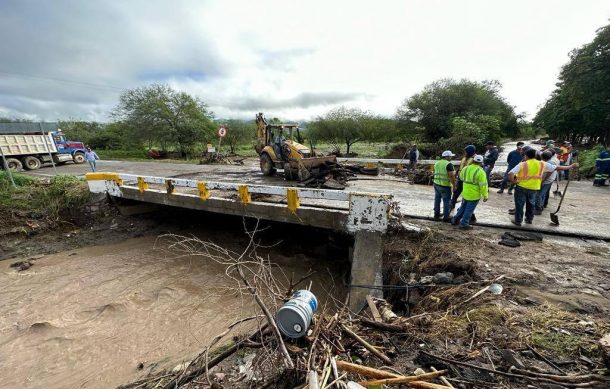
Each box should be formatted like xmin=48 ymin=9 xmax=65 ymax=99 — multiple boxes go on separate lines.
xmin=227 ymin=91 xmax=364 ymax=111
xmin=0 ymin=1 xmax=230 ymax=120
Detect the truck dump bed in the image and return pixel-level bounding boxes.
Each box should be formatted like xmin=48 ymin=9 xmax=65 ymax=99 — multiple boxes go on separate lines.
xmin=0 ymin=133 xmax=58 ymax=156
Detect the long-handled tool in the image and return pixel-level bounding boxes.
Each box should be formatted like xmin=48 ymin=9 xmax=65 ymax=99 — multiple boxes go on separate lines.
xmin=552 ymin=177 xmax=561 ymax=197
xmin=550 ymin=177 xmax=570 ymax=225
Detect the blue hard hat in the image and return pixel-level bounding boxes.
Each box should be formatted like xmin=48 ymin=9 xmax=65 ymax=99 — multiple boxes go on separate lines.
xmin=464 ymin=145 xmax=476 ymax=156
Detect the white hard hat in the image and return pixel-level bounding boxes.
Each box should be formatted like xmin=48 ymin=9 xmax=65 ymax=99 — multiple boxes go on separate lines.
xmin=441 ymin=150 xmax=455 ymax=157
xmin=473 ymin=155 xmax=484 ymax=163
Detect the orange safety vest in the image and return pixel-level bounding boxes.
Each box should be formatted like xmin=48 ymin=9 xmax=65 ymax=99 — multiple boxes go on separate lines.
xmin=516 ymin=159 xmax=545 ymax=190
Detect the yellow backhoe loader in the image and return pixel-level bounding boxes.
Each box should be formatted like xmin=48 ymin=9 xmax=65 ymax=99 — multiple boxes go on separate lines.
xmin=255 ymin=112 xmax=337 ymax=180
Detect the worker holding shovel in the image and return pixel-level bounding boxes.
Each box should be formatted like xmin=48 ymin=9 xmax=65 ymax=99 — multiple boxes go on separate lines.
xmin=508 ymin=148 xmax=576 ymax=226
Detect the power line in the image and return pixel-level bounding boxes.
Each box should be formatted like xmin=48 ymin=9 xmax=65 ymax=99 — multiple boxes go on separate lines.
xmin=0 ymin=70 xmax=125 ymax=92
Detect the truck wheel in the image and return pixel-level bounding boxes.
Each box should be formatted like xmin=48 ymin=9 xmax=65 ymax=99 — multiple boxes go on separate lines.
xmin=260 ymin=153 xmax=276 ymax=176
xmin=73 ymin=152 xmax=85 ymax=164
xmin=5 ymin=158 xmax=23 ymax=171
xmin=23 ymin=156 xmax=41 ymax=170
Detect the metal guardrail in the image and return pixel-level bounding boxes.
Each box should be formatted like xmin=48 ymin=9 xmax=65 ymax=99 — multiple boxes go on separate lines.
xmin=85 ymin=172 xmax=393 ymax=233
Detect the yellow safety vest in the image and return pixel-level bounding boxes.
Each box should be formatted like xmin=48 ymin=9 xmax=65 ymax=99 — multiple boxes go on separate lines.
xmin=459 ymin=164 xmax=488 ymax=201
xmin=516 ymin=159 xmax=545 ymax=190
xmin=433 ymin=159 xmax=452 ymax=187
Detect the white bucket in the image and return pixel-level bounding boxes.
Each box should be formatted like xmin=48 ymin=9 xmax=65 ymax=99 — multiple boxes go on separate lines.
xmin=276 ymin=290 xmax=318 ymax=338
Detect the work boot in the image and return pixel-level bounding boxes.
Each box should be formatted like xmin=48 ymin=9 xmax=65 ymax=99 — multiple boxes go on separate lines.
xmin=497 ymin=189 xmax=504 ymax=194
xmin=508 ymin=190 xmax=513 ymax=195
xmin=433 ymin=214 xmax=442 ymax=220
xmin=534 ymin=210 xmax=542 ymax=216
xmin=510 ymin=219 xmax=522 ymax=227
xmin=459 ymin=225 xmax=473 ymax=230
xmin=508 ymin=209 xmax=515 ymax=215
xmin=470 ymin=215 xmax=477 ymax=224
xmin=442 ymin=217 xmax=452 ymax=223
xmin=525 ymin=219 xmax=533 ymax=224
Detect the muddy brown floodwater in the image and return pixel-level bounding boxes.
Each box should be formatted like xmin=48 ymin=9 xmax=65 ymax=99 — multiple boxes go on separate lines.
xmin=0 ymin=233 xmax=346 ymax=389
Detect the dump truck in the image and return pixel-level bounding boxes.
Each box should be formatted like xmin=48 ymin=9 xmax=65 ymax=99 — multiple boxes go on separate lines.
xmin=255 ymin=113 xmax=336 ymax=180
xmin=0 ymin=122 xmax=86 ymax=170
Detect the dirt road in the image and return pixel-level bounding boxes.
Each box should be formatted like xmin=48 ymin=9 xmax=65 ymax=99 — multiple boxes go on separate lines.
xmin=0 ymin=231 xmax=345 ymax=388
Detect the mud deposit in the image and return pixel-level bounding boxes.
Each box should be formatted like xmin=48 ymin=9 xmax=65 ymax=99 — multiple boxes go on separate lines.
xmin=0 ymin=231 xmax=346 ymax=388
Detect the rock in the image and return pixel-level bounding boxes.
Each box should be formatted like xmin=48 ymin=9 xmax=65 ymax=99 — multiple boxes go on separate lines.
xmin=213 ymin=372 xmax=226 ymax=382
xmin=19 ymin=262 xmax=31 ymax=271
xmin=414 ymin=368 xmax=426 ymax=375
xmin=237 ymin=353 xmax=256 ymax=381
xmin=172 ymin=362 xmax=189 ymax=374
xmin=432 ymin=272 xmax=454 ymax=284
xmin=136 ymin=362 xmax=144 ymax=370
xmin=419 ymin=276 xmax=434 ymax=284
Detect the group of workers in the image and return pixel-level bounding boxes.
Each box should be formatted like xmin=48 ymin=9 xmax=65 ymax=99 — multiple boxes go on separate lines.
xmin=432 ymin=141 xmax=581 ymax=229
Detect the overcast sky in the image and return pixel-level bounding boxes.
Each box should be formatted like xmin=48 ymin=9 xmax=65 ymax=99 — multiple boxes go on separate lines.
xmin=0 ymin=0 xmax=608 ymax=122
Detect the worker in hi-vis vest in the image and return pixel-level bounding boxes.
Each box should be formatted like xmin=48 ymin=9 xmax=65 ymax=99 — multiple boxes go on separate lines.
xmin=452 ymin=154 xmax=488 ymax=230
xmin=433 ymin=150 xmax=457 ymax=222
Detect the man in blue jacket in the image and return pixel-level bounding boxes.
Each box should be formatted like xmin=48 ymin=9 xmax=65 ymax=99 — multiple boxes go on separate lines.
xmin=593 ymin=145 xmax=610 ymax=187
xmin=497 ymin=142 xmax=524 ymax=194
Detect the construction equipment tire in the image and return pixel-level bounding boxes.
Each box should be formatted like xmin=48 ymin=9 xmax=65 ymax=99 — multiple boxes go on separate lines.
xmin=260 ymin=153 xmax=276 ymax=176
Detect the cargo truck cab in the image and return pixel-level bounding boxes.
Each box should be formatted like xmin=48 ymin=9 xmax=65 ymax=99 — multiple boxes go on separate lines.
xmin=51 ymin=131 xmax=87 ymax=164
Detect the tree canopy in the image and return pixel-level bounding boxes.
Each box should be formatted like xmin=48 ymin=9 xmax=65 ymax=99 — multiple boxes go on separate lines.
xmin=308 ymin=107 xmax=395 ymax=155
xmin=395 ymin=79 xmax=518 ymax=144
xmin=112 ymin=83 xmax=215 ymax=156
xmin=534 ymin=24 xmax=610 ymax=145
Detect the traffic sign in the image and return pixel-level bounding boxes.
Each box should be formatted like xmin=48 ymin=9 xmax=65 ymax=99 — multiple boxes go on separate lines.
xmin=218 ymin=126 xmax=227 ymax=138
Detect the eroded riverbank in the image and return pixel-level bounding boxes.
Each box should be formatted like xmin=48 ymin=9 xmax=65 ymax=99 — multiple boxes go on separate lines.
xmin=0 ymin=218 xmax=348 ymax=388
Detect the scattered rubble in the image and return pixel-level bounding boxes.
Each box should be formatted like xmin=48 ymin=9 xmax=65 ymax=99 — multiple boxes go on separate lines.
xmin=390 ymin=167 xmax=434 ymax=185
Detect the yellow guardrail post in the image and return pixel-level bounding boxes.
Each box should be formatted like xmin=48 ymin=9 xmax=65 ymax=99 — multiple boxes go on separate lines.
xmin=137 ymin=177 xmax=148 ymax=193
xmin=197 ymin=181 xmax=210 ymax=200
xmin=238 ymin=185 xmax=251 ymax=204
xmin=85 ymin=172 xmax=123 ymax=186
xmin=287 ymin=188 xmax=300 ymax=213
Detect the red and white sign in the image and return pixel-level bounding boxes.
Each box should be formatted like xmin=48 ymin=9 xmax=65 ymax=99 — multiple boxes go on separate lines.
xmin=218 ymin=126 xmax=227 ymax=138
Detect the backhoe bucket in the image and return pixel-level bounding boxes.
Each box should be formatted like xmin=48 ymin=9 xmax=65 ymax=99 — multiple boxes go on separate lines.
xmin=293 ymin=155 xmax=337 ymax=170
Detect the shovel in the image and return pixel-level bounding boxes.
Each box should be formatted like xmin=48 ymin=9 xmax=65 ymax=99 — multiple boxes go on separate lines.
xmin=552 ymin=178 xmax=561 ymax=197
xmin=550 ymin=178 xmax=570 ymax=225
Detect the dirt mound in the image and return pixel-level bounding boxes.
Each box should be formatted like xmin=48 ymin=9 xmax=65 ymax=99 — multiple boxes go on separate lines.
xmin=386 ymin=143 xmax=411 ymax=159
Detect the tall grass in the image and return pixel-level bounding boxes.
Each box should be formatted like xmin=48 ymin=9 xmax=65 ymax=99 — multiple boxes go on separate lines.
xmin=0 ymin=173 xmax=90 ymax=225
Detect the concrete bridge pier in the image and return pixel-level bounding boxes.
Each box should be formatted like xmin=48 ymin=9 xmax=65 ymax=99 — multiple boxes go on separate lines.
xmin=350 ymin=230 xmax=384 ymax=312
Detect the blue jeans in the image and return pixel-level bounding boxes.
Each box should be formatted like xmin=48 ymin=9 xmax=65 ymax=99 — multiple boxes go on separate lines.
xmin=535 ymin=183 xmax=552 ymax=211
xmin=88 ymin=160 xmax=96 ymax=172
xmin=452 ymin=199 xmax=479 ymax=227
xmin=514 ymin=186 xmax=537 ymax=224
xmin=499 ymin=170 xmax=515 ymax=191
xmin=433 ymin=184 xmax=452 ymax=218
xmin=484 ymin=166 xmax=493 ymax=184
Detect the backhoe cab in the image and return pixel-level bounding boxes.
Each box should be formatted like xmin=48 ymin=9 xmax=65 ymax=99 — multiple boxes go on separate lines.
xmin=255 ymin=112 xmax=336 ymax=180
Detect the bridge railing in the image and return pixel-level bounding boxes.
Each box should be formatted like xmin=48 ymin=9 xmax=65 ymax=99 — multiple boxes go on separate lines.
xmin=86 ymin=172 xmax=393 ymax=233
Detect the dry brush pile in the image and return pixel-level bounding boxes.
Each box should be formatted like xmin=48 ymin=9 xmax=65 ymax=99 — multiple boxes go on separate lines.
xmin=119 ymin=225 xmax=610 ymax=389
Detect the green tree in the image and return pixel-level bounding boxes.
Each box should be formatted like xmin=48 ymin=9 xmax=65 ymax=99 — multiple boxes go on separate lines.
xmin=222 ymin=119 xmax=255 ymax=154
xmin=534 ymin=23 xmax=610 ymax=145
xmin=112 ymin=83 xmax=215 ymax=157
xmin=310 ymin=106 xmax=376 ymax=155
xmin=395 ymin=79 xmax=517 ymax=142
